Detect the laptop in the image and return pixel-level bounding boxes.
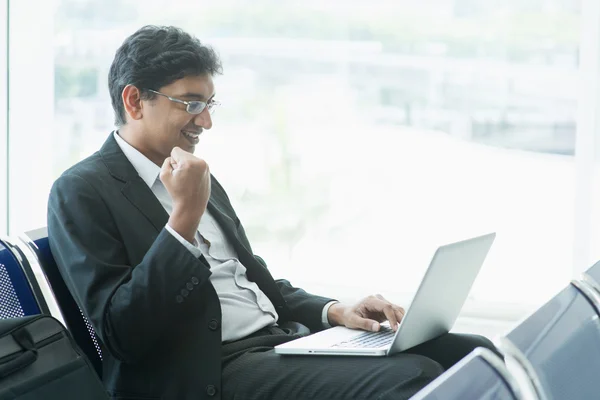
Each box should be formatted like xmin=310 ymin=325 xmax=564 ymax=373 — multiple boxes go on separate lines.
xmin=275 ymin=232 xmax=496 ymax=356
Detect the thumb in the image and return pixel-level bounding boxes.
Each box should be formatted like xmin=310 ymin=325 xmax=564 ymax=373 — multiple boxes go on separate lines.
xmin=349 ymin=314 xmax=380 ymax=332
xmin=170 ymin=146 xmax=184 ymax=161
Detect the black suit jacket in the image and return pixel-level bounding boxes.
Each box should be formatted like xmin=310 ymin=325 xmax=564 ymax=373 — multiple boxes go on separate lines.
xmin=47 ymin=134 xmax=333 ymax=400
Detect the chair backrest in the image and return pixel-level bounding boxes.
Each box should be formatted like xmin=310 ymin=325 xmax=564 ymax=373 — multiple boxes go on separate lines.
xmin=583 ymin=260 xmax=600 ymax=294
xmin=411 ymin=347 xmax=521 ymax=400
xmin=0 ymin=237 xmax=48 ymax=319
xmin=18 ymin=227 xmax=103 ymax=378
xmin=499 ymin=283 xmax=600 ymax=400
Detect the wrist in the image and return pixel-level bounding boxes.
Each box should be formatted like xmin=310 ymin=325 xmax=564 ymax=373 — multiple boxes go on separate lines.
xmin=327 ymin=303 xmax=348 ymax=327
xmin=168 ymin=207 xmax=203 ymax=243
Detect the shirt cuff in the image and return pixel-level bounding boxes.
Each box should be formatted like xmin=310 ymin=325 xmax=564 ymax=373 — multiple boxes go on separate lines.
xmin=321 ymin=301 xmax=339 ymax=328
xmin=165 ymin=224 xmax=203 ymax=259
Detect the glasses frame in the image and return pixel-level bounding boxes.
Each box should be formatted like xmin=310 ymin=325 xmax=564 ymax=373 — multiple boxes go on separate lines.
xmin=145 ymin=89 xmax=220 ymax=115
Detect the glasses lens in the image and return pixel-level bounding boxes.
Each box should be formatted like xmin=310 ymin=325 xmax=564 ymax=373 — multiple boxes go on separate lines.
xmin=208 ymin=101 xmax=220 ymax=115
xmin=187 ymin=102 xmax=205 ymax=114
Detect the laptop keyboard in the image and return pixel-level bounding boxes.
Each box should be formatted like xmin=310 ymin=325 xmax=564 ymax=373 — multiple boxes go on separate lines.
xmin=330 ymin=326 xmax=396 ymax=349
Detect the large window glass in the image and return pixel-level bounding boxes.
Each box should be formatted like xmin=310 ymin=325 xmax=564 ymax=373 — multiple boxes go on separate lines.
xmin=9 ymin=0 xmax=585 ymax=322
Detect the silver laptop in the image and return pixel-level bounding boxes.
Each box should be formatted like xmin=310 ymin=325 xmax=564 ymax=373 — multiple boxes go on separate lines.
xmin=275 ymin=233 xmax=496 ymax=356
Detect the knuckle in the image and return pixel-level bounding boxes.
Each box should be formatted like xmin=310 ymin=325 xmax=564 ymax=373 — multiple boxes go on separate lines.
xmin=189 ymin=157 xmax=207 ymax=169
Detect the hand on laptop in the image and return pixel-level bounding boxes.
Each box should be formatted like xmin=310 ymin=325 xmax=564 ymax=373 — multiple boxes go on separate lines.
xmin=327 ymin=295 xmax=405 ymax=332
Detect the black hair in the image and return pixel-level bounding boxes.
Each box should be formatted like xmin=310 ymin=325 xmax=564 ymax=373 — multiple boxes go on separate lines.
xmin=108 ymin=25 xmax=222 ymax=126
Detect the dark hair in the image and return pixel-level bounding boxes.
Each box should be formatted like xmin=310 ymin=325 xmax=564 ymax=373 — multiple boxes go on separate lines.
xmin=108 ymin=25 xmax=223 ymax=126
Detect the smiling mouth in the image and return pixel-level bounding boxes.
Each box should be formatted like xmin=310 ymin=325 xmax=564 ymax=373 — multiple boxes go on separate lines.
xmin=182 ymin=130 xmax=201 ymax=144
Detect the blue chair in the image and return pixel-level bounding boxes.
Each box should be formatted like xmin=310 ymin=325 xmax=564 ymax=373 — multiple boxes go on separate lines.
xmin=410 ymin=347 xmax=521 ymax=399
xmin=497 ymin=282 xmax=600 ymax=400
xmin=0 ymin=237 xmax=49 ymax=319
xmin=18 ymin=227 xmax=103 ymax=378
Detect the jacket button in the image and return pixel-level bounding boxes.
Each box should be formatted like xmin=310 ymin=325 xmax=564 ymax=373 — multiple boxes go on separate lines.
xmin=191 ymin=276 xmax=199 ymax=285
xmin=208 ymin=319 xmax=219 ymax=331
xmin=206 ymin=385 xmax=217 ymax=397
xmin=186 ymin=282 xmax=194 ymax=291
xmin=181 ymin=289 xmax=189 ymax=297
xmin=176 ymin=295 xmax=184 ymax=303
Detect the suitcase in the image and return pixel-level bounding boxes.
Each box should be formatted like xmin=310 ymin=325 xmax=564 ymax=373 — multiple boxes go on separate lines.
xmin=0 ymin=314 xmax=108 ymax=400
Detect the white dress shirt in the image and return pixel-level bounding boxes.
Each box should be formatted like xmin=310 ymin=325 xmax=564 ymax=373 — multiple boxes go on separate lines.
xmin=113 ymin=132 xmax=336 ymax=341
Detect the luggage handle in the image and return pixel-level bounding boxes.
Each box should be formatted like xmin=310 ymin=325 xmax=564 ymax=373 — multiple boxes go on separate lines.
xmin=0 ymin=326 xmax=38 ymax=378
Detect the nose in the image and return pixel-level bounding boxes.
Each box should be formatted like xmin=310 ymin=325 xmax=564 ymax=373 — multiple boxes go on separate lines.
xmin=193 ymin=108 xmax=212 ymax=130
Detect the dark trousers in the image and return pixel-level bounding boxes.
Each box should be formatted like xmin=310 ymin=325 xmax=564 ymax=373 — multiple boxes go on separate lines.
xmin=221 ymin=327 xmax=498 ymax=400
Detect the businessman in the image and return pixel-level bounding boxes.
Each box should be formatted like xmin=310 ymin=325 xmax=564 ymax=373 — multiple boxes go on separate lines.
xmin=48 ymin=25 xmax=497 ymax=400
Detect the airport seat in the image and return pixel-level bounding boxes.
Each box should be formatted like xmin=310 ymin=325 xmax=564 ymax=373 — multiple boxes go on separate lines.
xmin=0 ymin=237 xmax=49 ymax=319
xmin=410 ymin=347 xmax=521 ymax=399
xmin=18 ymin=227 xmax=103 ymax=379
xmin=497 ymin=282 xmax=600 ymax=400
xmin=582 ymin=259 xmax=600 ymax=294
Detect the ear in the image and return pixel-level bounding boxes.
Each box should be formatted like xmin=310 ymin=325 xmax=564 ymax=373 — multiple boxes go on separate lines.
xmin=122 ymin=84 xmax=144 ymax=121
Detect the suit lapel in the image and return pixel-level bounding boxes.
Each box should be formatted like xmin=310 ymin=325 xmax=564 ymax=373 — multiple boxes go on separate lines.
xmin=207 ymin=188 xmax=285 ymax=307
xmin=207 ymin=194 xmax=252 ymax=256
xmin=100 ymin=133 xmax=169 ymax=233
xmin=122 ymin=180 xmax=169 ymax=232
xmin=208 ymin=196 xmax=285 ymax=307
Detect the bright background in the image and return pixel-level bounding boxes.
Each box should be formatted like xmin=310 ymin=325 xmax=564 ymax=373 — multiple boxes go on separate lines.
xmin=4 ymin=0 xmax=600 ymax=337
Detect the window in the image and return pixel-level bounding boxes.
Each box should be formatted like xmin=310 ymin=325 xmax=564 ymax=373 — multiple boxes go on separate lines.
xmin=8 ymin=0 xmax=588 ymax=325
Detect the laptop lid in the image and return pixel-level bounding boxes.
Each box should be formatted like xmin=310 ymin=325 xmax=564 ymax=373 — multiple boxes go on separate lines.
xmin=388 ymin=232 xmax=496 ymax=354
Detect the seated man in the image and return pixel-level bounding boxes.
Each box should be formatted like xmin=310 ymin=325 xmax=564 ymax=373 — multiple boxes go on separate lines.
xmin=48 ymin=25 xmax=497 ymax=400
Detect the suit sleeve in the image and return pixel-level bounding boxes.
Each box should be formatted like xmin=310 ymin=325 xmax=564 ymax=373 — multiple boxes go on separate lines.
xmin=276 ymin=279 xmax=336 ymax=332
xmin=48 ymin=173 xmax=212 ymax=364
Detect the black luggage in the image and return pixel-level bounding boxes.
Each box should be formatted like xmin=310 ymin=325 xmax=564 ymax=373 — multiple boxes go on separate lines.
xmin=0 ymin=315 xmax=108 ymax=400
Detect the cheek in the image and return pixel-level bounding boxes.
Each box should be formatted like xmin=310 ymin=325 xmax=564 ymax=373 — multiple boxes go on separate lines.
xmin=170 ymin=115 xmax=194 ymax=135
xmin=157 ymin=117 xmax=182 ymax=143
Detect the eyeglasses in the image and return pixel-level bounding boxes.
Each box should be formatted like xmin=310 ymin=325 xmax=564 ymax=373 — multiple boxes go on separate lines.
xmin=146 ymin=89 xmax=220 ymax=115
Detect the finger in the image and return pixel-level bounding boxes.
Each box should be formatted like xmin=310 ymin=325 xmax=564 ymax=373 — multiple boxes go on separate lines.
xmin=349 ymin=314 xmax=380 ymax=332
xmin=393 ymin=307 xmax=405 ymax=329
xmin=371 ymin=296 xmax=403 ymax=318
xmin=160 ymin=157 xmax=174 ymax=178
xmin=381 ymin=304 xmax=399 ymax=331
xmin=363 ymin=296 xmax=391 ymax=317
xmin=394 ymin=305 xmax=405 ymax=319
xmin=373 ymin=295 xmax=394 ymax=313
xmin=363 ymin=297 xmax=398 ymax=330
xmin=170 ymin=146 xmax=185 ymax=161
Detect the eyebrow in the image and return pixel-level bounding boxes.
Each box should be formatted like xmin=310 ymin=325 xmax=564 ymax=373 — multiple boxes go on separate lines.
xmin=176 ymin=92 xmax=215 ymax=101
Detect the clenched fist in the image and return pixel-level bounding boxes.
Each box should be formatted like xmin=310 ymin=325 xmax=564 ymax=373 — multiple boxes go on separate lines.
xmin=160 ymin=147 xmax=211 ymax=243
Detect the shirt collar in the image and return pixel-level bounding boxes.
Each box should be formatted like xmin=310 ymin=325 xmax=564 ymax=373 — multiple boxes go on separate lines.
xmin=113 ymin=131 xmax=161 ymax=188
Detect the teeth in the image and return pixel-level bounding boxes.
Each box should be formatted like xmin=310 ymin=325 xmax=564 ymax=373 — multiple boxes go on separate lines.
xmin=182 ymin=131 xmax=199 ymax=138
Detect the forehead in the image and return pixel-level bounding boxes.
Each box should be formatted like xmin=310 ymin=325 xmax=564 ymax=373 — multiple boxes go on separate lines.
xmin=160 ymin=74 xmax=215 ymax=99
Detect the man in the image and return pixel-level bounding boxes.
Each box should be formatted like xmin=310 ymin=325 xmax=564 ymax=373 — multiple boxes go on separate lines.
xmin=48 ymin=25 xmax=496 ymax=400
